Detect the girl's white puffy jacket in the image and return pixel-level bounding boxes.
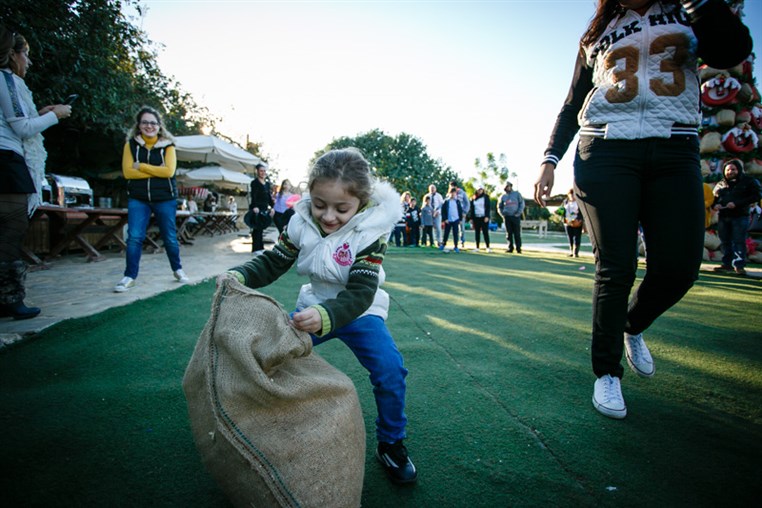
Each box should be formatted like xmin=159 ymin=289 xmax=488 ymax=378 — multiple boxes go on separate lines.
xmin=287 ymin=180 xmax=403 ymax=321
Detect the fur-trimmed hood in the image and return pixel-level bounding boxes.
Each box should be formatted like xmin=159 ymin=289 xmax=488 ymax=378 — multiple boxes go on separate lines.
xmin=131 ymin=134 xmax=174 ymax=149
xmin=294 ymin=179 xmax=403 ymax=237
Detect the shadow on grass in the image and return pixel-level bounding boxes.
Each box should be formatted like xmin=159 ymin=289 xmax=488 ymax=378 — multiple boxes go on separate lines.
xmin=0 ymin=249 xmax=760 ymax=506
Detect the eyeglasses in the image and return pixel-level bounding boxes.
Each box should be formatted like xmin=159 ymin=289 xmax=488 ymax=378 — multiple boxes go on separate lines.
xmin=140 ymin=121 xmax=160 ymax=127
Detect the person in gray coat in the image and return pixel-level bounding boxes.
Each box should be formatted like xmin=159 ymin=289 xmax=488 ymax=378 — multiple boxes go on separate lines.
xmin=497 ymin=182 xmax=524 ymax=253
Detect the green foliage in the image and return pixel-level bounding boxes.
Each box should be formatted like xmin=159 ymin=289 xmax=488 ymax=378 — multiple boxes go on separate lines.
xmin=469 ymin=152 xmax=510 ymax=200
xmin=524 ymin=200 xmax=551 ymax=220
xmin=316 ymin=128 xmax=458 ymax=200
xmin=0 ymin=0 xmax=214 ymax=177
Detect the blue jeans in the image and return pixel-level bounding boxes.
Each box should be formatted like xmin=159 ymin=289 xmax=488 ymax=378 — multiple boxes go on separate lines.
xmin=574 ymin=136 xmax=704 ymax=379
xmin=717 ymin=215 xmax=749 ymax=269
xmin=311 ymin=315 xmax=408 ymax=443
xmin=124 ymin=198 xmax=182 ymax=279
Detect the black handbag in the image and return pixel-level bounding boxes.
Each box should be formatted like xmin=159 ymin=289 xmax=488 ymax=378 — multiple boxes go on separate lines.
xmin=244 ymin=209 xmax=272 ymax=230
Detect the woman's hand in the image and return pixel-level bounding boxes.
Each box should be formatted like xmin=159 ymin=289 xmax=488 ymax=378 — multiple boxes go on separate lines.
xmin=290 ymin=307 xmax=322 ymax=334
xmin=50 ymin=104 xmax=72 ymax=119
xmin=534 ymin=162 xmax=556 ymax=206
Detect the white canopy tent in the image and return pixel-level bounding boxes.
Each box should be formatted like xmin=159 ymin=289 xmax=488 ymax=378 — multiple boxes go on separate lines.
xmin=176 ymin=166 xmax=253 ymax=191
xmin=174 ymin=135 xmax=262 ymax=172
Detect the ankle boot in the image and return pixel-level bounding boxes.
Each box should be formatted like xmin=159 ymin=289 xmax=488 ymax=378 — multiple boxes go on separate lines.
xmin=0 ymin=301 xmax=41 ymax=320
xmin=0 ymin=260 xmax=39 ymax=319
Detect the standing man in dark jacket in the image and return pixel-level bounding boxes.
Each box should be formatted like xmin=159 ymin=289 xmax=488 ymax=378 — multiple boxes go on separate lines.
xmin=249 ymin=163 xmax=274 ymax=254
xmin=498 ymin=182 xmax=524 ymax=253
xmin=712 ymin=159 xmax=762 ymax=275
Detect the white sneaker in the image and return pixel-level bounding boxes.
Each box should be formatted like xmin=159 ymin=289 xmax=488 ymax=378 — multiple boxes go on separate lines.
xmin=486 ymin=248 xmax=492 ymax=253
xmin=173 ymin=269 xmax=189 ymax=283
xmin=624 ymin=332 xmax=655 ymax=377
xmin=471 ymin=248 xmax=480 ymax=252
xmin=252 ymin=249 xmax=265 ymax=256
xmin=114 ymin=276 xmax=135 ymax=293
xmin=592 ymin=374 xmax=627 ymax=419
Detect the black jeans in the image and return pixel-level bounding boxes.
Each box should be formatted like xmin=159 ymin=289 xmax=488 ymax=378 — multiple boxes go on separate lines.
xmin=504 ymin=216 xmax=521 ymax=251
xmin=565 ymin=225 xmax=582 ymax=253
xmin=716 ymin=215 xmax=749 ymax=269
xmin=442 ymin=220 xmax=460 ymax=249
xmin=422 ymin=225 xmax=434 ymax=246
xmin=472 ymin=217 xmax=490 ymax=248
xmin=574 ymin=136 xmax=704 ymax=379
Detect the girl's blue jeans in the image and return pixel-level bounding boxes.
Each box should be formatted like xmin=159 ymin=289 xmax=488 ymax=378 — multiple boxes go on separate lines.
xmin=311 ymin=314 xmax=408 ymax=444
xmin=124 ymin=198 xmax=182 ymax=279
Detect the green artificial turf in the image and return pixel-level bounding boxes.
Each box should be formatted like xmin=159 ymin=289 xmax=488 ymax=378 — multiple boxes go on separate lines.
xmin=1 ymin=248 xmax=760 ymax=507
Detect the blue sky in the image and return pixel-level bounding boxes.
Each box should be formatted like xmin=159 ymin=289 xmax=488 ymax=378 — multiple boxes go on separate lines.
xmin=134 ymin=0 xmax=762 ymax=196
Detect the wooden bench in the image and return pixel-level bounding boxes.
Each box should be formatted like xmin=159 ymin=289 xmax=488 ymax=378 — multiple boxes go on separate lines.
xmin=521 ymin=220 xmax=548 ymax=238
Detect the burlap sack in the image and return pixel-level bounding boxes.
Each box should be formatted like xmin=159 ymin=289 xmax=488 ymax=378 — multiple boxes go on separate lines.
xmin=183 ymin=278 xmax=365 ymax=508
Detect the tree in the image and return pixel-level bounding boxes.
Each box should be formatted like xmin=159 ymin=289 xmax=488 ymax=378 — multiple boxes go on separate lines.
xmin=0 ymin=0 xmax=214 ymax=178
xmin=470 ymin=152 xmax=511 ymax=199
xmin=316 ymin=129 xmax=458 ymax=200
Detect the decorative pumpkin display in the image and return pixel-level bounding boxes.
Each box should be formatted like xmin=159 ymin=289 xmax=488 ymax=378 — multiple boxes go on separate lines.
xmin=700 ymin=132 xmax=722 ymax=154
xmin=698 ymin=1 xmax=761 ymax=263
xmin=737 ymin=82 xmax=760 ymax=103
xmin=700 ymin=73 xmax=741 ymax=106
xmin=750 ymin=104 xmax=762 ymax=130
xmin=746 ymin=159 xmax=762 ymax=175
xmin=736 ymin=109 xmax=752 ymax=124
xmin=716 ymin=109 xmax=737 ymax=127
xmin=721 ymin=124 xmax=758 ymax=153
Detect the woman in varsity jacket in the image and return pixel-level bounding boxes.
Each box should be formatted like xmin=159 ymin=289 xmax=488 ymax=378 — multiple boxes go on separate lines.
xmin=114 ymin=106 xmax=188 ymax=292
xmin=533 ymin=0 xmax=752 ymax=419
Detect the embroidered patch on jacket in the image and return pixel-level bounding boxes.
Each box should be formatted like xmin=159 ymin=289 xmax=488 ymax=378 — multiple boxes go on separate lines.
xmin=333 ymin=242 xmax=354 ymax=266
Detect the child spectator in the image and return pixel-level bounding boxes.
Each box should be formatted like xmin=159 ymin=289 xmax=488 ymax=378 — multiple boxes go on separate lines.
xmin=405 ymin=197 xmax=421 ymax=247
xmin=439 ymin=187 xmax=463 ymax=252
xmin=421 ymin=195 xmax=435 ymax=247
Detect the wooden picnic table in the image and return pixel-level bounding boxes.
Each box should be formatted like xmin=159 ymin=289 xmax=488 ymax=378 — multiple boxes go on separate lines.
xmin=22 ymin=205 xmax=129 ymax=265
xmin=193 ymin=211 xmax=239 ymax=236
xmin=23 ymin=206 xmax=195 ymax=266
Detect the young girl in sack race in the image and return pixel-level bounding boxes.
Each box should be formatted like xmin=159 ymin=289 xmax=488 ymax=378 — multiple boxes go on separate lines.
xmin=224 ymin=147 xmax=417 ymax=484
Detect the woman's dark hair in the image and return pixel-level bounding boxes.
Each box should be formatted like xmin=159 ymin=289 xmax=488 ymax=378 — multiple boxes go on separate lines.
xmin=580 ymin=1 xmax=680 ymax=48
xmin=0 ymin=25 xmax=16 ymax=69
